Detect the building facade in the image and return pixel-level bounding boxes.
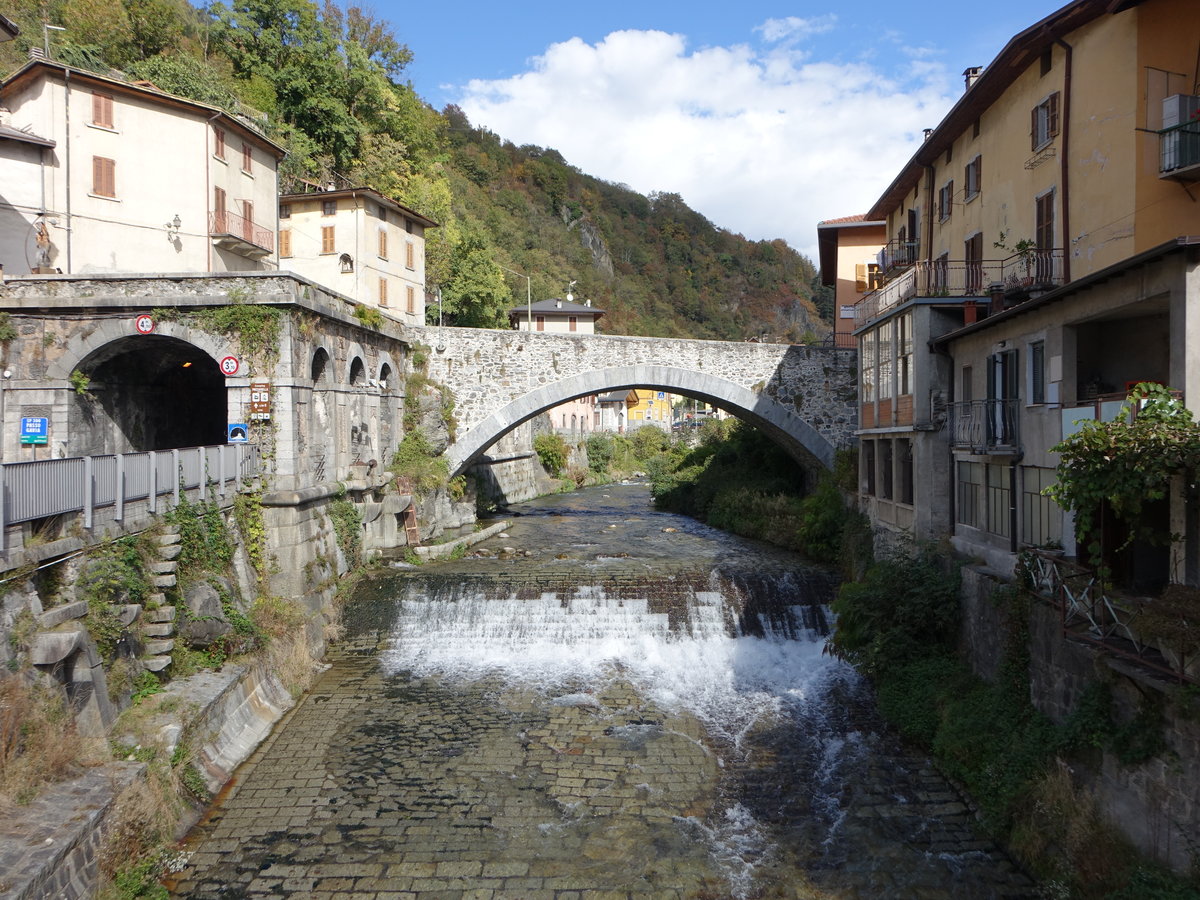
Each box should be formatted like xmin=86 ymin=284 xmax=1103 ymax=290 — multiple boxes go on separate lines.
xmin=509 ymin=297 xmax=604 ymax=333
xmin=816 ymin=215 xmax=885 ymax=350
xmin=837 ymin=0 xmax=1200 ymax=582
xmin=0 ymin=60 xmax=284 ymax=276
xmin=278 ymin=186 xmax=437 ymax=327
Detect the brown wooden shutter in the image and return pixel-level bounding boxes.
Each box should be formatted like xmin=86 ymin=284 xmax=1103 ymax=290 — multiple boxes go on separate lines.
xmin=855 ymin=264 xmax=869 ymax=292
xmin=405 ymin=242 xmax=414 ymax=268
xmin=279 ymin=229 xmax=291 ymax=257
xmin=322 ymin=226 xmax=335 ymax=253
xmin=379 ymin=278 xmax=388 ymax=306
xmin=92 ymin=92 xmax=113 ymax=128
xmin=379 ymin=229 xmax=387 ymax=258
xmin=93 ymin=156 xmax=115 ymax=197
xmin=406 ymin=286 xmax=415 ymax=313
xmin=1048 ymin=92 xmax=1060 ymax=139
xmin=214 ymin=127 xmax=225 ymax=158
xmin=1031 ymin=106 xmax=1038 ymax=150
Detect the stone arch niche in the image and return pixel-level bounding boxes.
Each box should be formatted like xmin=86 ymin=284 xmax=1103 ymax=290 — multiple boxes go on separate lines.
xmin=347 ymin=356 xmax=371 ymax=462
xmin=446 ymin=365 xmax=838 ymax=478
xmin=310 ymin=348 xmax=335 ymax=483
xmin=379 ymin=362 xmax=395 ymax=459
xmin=68 ymin=334 xmax=226 ymax=455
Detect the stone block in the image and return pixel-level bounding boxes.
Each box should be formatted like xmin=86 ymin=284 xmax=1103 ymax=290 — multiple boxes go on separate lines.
xmin=142 ymin=622 xmax=174 ymax=638
xmin=37 ymin=600 xmax=88 ymax=628
xmin=143 ymin=655 xmax=172 ymax=672
xmin=143 ymin=639 xmax=174 ymax=655
xmin=149 ymin=560 xmax=177 ymax=575
xmin=146 ymin=605 xmax=176 ymax=623
xmin=118 ymin=604 xmax=142 ymax=626
xmin=152 ymin=574 xmax=177 ymax=588
xmin=157 ymin=544 xmax=182 ymax=561
xmin=156 ymin=532 xmax=181 ymax=546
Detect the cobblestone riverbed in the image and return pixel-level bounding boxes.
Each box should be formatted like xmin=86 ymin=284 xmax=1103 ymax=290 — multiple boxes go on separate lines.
xmin=169 ymin=482 xmax=1038 ymax=899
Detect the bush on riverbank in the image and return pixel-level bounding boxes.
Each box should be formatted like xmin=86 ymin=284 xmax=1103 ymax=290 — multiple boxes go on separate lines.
xmin=831 ymin=553 xmax=1200 ymax=898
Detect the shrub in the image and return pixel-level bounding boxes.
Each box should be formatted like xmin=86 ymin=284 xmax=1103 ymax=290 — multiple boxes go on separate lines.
xmin=390 ymin=429 xmax=450 ymax=496
xmin=585 ymin=433 xmax=614 ymax=473
xmin=533 ymin=432 xmax=569 ymax=475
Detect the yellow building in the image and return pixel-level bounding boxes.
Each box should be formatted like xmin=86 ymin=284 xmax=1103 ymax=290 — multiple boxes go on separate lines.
xmin=816 ymin=215 xmax=885 ymax=349
xmin=626 ymin=389 xmax=674 ymax=430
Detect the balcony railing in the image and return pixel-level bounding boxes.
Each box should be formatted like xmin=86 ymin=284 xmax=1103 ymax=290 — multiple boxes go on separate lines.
xmin=999 ymin=249 xmax=1064 ymax=294
xmin=210 ymin=210 xmax=274 ymax=258
xmin=949 ymin=398 xmax=1020 ymax=454
xmin=877 ymin=238 xmax=918 ymax=272
xmin=1159 ymin=119 xmax=1200 ymax=181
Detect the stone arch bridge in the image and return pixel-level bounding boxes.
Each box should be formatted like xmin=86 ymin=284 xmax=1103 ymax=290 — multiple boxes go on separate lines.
xmin=417 ymin=326 xmax=858 ymax=477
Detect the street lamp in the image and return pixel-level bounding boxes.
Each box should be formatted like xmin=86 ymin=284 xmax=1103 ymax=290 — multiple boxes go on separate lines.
xmin=43 ymin=24 xmax=65 ymax=58
xmin=498 ymin=263 xmax=532 ymax=332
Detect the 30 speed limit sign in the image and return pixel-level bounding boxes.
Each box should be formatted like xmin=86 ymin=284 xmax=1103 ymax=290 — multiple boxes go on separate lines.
xmin=220 ymin=356 xmax=240 ymax=376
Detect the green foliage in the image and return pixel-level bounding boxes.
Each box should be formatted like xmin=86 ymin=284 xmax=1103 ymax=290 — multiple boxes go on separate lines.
xmin=585 ymin=433 xmax=615 ymax=474
xmin=533 ymin=432 xmax=569 ymax=476
xmin=110 ymin=855 xmax=170 ymax=900
xmin=629 ymin=425 xmax=669 ymax=461
xmin=390 ymin=429 xmax=450 ymax=496
xmin=827 ymin=546 xmax=962 ymax=677
xmin=80 ymin=538 xmax=152 ymax=662
xmin=166 ymin=495 xmax=233 ymax=577
xmin=353 ymin=305 xmax=384 ymax=329
xmin=1046 ymin=383 xmax=1200 ymax=571
xmin=434 ymin=225 xmax=512 ymax=328
xmin=233 ymin=490 xmax=268 ymax=585
xmin=0 ymin=312 xmax=16 ymax=342
xmin=130 ymin=671 xmax=163 ymax=705
xmin=70 ymin=368 xmax=94 ymax=398
xmin=128 ymin=53 xmax=238 ymax=107
xmin=328 ymin=496 xmax=362 ymax=568
xmin=191 ymin=301 xmax=282 ymax=368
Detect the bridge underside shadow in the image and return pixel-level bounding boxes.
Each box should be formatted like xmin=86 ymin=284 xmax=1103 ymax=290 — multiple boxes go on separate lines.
xmin=447 ymin=365 xmax=837 ymax=477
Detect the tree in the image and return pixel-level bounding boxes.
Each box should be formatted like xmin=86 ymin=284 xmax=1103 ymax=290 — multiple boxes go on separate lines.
xmin=436 ymin=227 xmax=511 ymax=328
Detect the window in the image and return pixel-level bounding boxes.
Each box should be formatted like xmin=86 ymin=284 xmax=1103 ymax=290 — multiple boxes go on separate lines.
xmin=279 ymin=203 xmax=291 ymax=219
xmin=964 ymin=156 xmax=982 ymax=200
xmin=854 ymin=262 xmax=883 ymax=291
xmin=961 ymin=365 xmax=973 ymax=403
xmin=957 ymin=461 xmax=982 ymax=528
xmin=861 ymin=330 xmax=876 ymax=404
xmin=897 ymin=439 xmax=914 ymax=505
xmin=241 ymin=143 xmax=252 ymax=173
xmin=322 ymin=199 xmax=337 ymax=216
xmin=944 ymin=145 xmax=953 ymax=165
xmin=932 ymin=252 xmax=949 ymax=293
xmin=898 ymin=312 xmax=913 ymax=395
xmin=378 ymin=229 xmax=388 ymax=259
xmin=214 ymin=127 xmax=226 ymax=159
xmin=406 ymin=286 xmax=415 ymax=314
xmin=1035 ymin=190 xmax=1055 ymax=250
xmin=378 ymin=205 xmax=388 ymax=222
xmin=321 ymin=225 xmax=335 ymax=254
xmin=1022 ymin=466 xmax=1061 ymax=547
xmin=279 ymin=229 xmax=292 ymax=258
xmin=241 ymin=200 xmax=253 ymax=233
xmin=863 ymin=440 xmax=877 ymax=496
xmin=877 ymin=320 xmax=894 ymax=402
xmin=213 ymin=186 xmax=226 ymax=222
xmin=986 ymin=465 xmax=1011 ymax=538
xmin=378 ymin=278 xmax=388 ymax=306
xmin=91 ymin=92 xmax=113 ymax=128
xmin=965 ymin=232 xmax=983 ymax=293
xmin=972 ymin=118 xmax=981 ymax=139
xmin=880 ymin=440 xmax=894 ymax=500
xmin=569 ymin=316 xmax=578 ymax=333
xmin=938 ymin=180 xmax=954 ymax=221
xmin=1031 ymin=92 xmax=1060 ymax=150
xmin=405 ymin=218 xmax=414 ymax=234
xmin=536 ymin=315 xmax=545 ymax=332
xmin=988 ymin=349 xmax=1019 ymax=445
xmin=92 ymin=156 xmax=116 ymax=198
xmin=1029 ymin=340 xmax=1046 ymax=404
xmin=1040 ymin=48 xmax=1053 ymax=77
xmin=405 ymin=242 xmax=414 ymax=269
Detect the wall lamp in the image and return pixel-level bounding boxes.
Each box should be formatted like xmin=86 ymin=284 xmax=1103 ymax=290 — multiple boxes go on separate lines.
xmin=165 ymin=214 xmax=181 ymax=241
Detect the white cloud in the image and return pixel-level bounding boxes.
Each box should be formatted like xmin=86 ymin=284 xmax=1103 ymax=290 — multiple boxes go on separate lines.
xmin=755 ymin=15 xmax=838 ymax=44
xmin=457 ymin=26 xmax=955 ymax=260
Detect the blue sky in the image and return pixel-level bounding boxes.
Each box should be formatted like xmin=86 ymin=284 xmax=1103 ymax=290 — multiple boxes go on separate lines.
xmin=380 ymin=1 xmax=1067 ymax=258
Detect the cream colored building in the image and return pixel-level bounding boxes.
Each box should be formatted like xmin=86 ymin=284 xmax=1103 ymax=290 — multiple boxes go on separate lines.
xmin=509 ymin=297 xmax=604 ymax=333
xmin=838 ymin=0 xmax=1200 ymax=585
xmin=277 ymin=187 xmax=437 ymax=327
xmin=0 ymin=60 xmax=284 ymax=276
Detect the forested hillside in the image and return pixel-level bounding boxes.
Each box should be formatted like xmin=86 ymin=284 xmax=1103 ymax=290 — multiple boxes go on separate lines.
xmin=1 ymin=0 xmax=833 ymax=341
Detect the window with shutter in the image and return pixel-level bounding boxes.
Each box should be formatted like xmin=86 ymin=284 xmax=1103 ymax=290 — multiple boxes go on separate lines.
xmin=279 ymin=204 xmax=290 ymax=219
xmin=279 ymin=229 xmax=292 ymax=258
xmin=92 ymin=92 xmax=113 ymax=128
xmin=321 ymin=226 xmax=335 ymax=254
xmin=405 ymin=242 xmax=414 ymax=269
xmin=379 ymin=278 xmax=388 ymax=306
xmin=569 ymin=316 xmax=578 ymax=332
xmin=213 ymin=187 xmax=226 ymax=231
xmin=241 ymin=143 xmax=252 ymax=173
xmin=1036 ymin=190 xmax=1055 ymax=251
xmin=964 ymin=156 xmax=981 ymax=199
xmin=855 ymin=263 xmax=869 ymax=292
xmin=1030 ymin=341 xmax=1045 ymax=404
xmin=379 ymin=229 xmax=387 ymax=258
xmin=1031 ymin=92 xmax=1060 ymax=150
xmin=92 ymin=156 xmax=116 ymax=198
xmin=406 ymin=286 xmax=415 ymax=314
xmin=938 ymin=180 xmax=954 ymax=221
xmin=214 ymin=127 xmax=226 ymax=159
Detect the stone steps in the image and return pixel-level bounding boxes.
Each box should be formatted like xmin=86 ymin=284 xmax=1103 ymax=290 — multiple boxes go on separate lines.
xmin=141 ymin=532 xmax=183 ymax=674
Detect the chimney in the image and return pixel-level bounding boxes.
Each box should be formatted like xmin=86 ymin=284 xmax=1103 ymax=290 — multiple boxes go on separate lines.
xmin=923 ymin=128 xmax=933 ymax=141
xmin=555 ymin=299 xmax=562 ymax=308
xmin=585 ymin=299 xmax=591 ymax=307
xmin=963 ymin=66 xmax=982 ymax=90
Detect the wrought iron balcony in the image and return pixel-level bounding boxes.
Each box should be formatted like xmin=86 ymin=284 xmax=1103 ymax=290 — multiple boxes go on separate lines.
xmin=878 ymin=238 xmax=918 ymax=272
xmin=854 ymin=259 xmax=1004 ymax=329
xmin=949 ymin=399 xmax=1020 ymax=454
xmin=209 ymin=210 xmax=274 ymax=259
xmin=999 ymin=249 xmax=1065 ymax=295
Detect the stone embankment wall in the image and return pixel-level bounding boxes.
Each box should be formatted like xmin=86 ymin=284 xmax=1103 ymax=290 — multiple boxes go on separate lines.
xmin=960 ymin=566 xmax=1200 ymax=873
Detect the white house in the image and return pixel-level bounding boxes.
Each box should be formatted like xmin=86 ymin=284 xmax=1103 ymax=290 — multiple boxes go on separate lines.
xmin=0 ymin=59 xmax=284 ymax=276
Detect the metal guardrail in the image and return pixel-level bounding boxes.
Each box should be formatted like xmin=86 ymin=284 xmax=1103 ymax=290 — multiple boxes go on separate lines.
xmin=949 ymin=398 xmax=1020 ymax=453
xmin=209 ymin=210 xmax=274 ymax=253
xmin=1024 ymin=550 xmax=1196 ymax=685
xmin=0 ymin=443 xmax=260 ymax=551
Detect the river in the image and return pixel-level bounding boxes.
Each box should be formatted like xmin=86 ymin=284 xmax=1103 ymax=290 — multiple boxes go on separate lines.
xmin=169 ymin=481 xmax=1036 ymax=899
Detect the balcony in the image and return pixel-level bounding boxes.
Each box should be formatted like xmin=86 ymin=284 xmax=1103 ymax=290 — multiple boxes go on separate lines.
xmin=1159 ymin=119 xmax=1200 ymax=182
xmin=209 ymin=210 xmax=274 ymax=259
xmin=878 ymin=238 xmax=918 ymax=273
xmin=949 ymin=398 xmax=1020 ymax=454
xmin=854 ymin=252 xmax=1066 ymax=330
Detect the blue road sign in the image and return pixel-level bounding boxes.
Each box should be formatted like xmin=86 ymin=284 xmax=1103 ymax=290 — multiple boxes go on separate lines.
xmin=20 ymin=417 xmax=48 ymax=445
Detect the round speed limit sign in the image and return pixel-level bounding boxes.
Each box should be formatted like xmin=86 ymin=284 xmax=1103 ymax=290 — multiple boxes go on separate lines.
xmin=220 ymin=356 xmax=240 ymax=376
xmin=134 ymin=315 xmax=155 ymax=334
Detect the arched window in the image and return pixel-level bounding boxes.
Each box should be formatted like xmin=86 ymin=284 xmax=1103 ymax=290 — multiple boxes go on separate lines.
xmin=349 ymin=357 xmax=365 ymax=386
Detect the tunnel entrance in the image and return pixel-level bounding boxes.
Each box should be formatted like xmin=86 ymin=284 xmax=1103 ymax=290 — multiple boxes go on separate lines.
xmin=71 ymin=335 xmax=227 ymax=454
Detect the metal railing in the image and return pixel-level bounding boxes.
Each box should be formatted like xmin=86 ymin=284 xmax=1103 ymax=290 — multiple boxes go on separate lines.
xmin=878 ymin=238 xmax=918 ymax=272
xmin=854 ymin=259 xmax=1004 ymax=329
xmin=209 ymin=210 xmax=274 ymax=254
xmin=1023 ymin=550 xmax=1196 ymax=685
xmin=999 ymin=249 xmax=1064 ymax=292
xmin=949 ymin=398 xmax=1020 ymax=454
xmin=1159 ymin=119 xmax=1200 ymax=176
xmin=0 ymin=443 xmax=260 ymax=551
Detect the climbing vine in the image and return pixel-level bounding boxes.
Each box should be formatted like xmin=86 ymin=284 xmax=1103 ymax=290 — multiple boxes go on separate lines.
xmin=1045 ymin=383 xmax=1200 ymax=571
xmin=328 ymin=495 xmax=362 ymax=568
xmin=233 ymin=489 xmax=269 ymax=588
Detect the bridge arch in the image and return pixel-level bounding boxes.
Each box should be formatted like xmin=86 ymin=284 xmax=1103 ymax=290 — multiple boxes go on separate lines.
xmin=447 ymin=365 xmax=837 ymax=476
